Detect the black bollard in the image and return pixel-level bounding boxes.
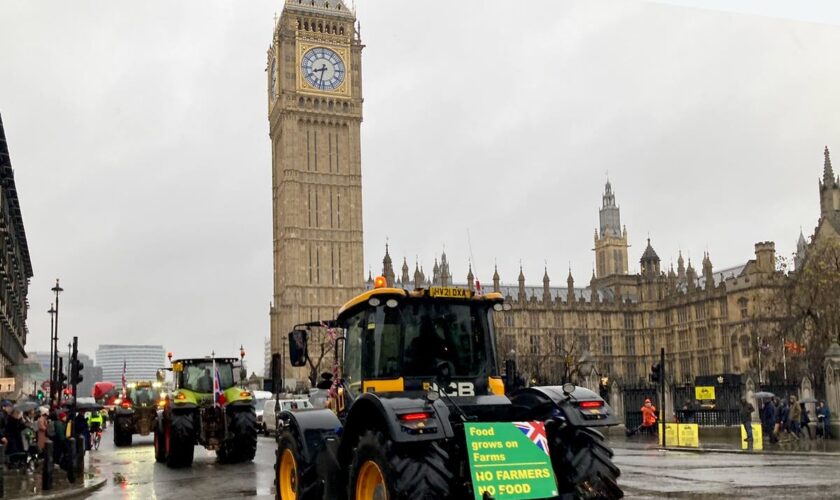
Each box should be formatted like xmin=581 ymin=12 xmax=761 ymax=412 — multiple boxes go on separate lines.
xmin=75 ymin=437 xmax=85 ymax=475
xmin=42 ymin=441 xmax=54 ymax=491
xmin=66 ymin=437 xmax=76 ymax=484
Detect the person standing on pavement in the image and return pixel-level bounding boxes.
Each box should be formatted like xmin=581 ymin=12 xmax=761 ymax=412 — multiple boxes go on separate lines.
xmin=52 ymin=411 xmax=67 ymax=468
xmin=36 ymin=408 xmax=49 ymax=453
xmin=789 ymin=395 xmax=802 ymax=438
xmin=800 ymin=402 xmax=813 ymax=439
xmin=761 ymin=399 xmax=775 ymax=439
xmin=740 ymin=397 xmax=755 ymax=443
xmin=817 ymin=401 xmax=833 ymax=439
xmin=0 ymin=400 xmax=12 ymax=445
xmin=775 ymin=397 xmax=791 ymax=441
xmin=627 ymin=399 xmax=658 ymax=436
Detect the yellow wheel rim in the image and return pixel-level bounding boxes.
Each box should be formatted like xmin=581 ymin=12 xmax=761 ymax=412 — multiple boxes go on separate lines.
xmin=355 ymin=460 xmax=388 ymax=500
xmin=279 ymin=448 xmax=297 ymax=500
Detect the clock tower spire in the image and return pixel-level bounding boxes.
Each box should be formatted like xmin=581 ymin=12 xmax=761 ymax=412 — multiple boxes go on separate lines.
xmin=268 ymin=0 xmax=364 ymax=383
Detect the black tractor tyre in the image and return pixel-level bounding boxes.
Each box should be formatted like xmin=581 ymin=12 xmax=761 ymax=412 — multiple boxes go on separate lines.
xmin=219 ymin=408 xmax=258 ymax=463
xmin=347 ymin=430 xmax=452 ymax=500
xmin=113 ymin=420 xmax=132 ymax=447
xmin=549 ymin=425 xmax=623 ymax=499
xmin=153 ymin=421 xmax=166 ymax=463
xmin=166 ymin=413 xmax=195 ymax=468
xmin=276 ymin=431 xmax=321 ymax=500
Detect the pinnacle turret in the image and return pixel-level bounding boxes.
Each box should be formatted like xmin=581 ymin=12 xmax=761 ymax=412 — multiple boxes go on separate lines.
xmin=824 ymin=146 xmax=834 ymax=187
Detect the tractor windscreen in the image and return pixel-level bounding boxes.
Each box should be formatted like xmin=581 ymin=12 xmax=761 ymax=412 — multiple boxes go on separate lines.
xmin=349 ymin=299 xmax=495 ymax=381
xmin=180 ymin=362 xmax=235 ymax=393
xmin=129 ymin=386 xmax=157 ymax=405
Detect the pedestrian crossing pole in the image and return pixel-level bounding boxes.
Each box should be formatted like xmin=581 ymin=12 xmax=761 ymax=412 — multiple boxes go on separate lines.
xmin=660 ymin=347 xmax=666 ymax=448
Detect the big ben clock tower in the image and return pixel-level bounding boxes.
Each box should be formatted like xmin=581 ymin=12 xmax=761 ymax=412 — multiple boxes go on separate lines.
xmin=267 ymin=0 xmax=364 ymax=385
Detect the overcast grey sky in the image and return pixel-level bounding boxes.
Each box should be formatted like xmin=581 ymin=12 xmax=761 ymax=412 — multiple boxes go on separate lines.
xmin=1 ymin=1 xmax=838 ymax=368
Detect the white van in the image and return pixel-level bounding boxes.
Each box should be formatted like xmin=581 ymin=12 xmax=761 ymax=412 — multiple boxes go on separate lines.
xmin=251 ymin=390 xmax=273 ymax=434
xmin=262 ymin=398 xmax=313 ymax=436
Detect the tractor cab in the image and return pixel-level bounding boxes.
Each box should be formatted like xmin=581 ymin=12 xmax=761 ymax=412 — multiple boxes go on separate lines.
xmin=288 ymin=285 xmax=509 ymax=413
xmin=171 ymin=358 xmax=240 ymax=396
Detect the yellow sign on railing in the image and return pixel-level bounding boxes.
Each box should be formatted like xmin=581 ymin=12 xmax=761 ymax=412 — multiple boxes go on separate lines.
xmin=695 ymin=386 xmax=716 ymax=401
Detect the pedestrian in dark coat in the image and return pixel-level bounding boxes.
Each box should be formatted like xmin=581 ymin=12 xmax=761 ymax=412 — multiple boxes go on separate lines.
xmin=762 ymin=399 xmax=775 ymax=438
xmin=817 ymin=401 xmax=833 ymax=439
xmin=800 ymin=402 xmax=813 ymax=439
xmin=740 ymin=397 xmax=755 ymax=443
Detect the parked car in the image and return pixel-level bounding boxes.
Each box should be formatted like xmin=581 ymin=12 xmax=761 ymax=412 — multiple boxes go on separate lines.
xmin=262 ymin=398 xmax=312 ymax=436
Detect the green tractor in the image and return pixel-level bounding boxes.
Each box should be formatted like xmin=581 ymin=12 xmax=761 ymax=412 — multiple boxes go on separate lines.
xmin=154 ymin=353 xmax=258 ymax=468
xmin=113 ymin=381 xmax=163 ymax=447
xmin=274 ymin=284 xmax=622 ymax=500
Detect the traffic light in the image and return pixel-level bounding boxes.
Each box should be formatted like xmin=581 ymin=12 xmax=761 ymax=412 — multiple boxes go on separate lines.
xmin=58 ymin=370 xmax=67 ymax=387
xmin=36 ymin=389 xmax=44 ymax=401
xmin=650 ymin=363 xmax=661 ymax=383
xmin=71 ymin=359 xmax=84 ymax=386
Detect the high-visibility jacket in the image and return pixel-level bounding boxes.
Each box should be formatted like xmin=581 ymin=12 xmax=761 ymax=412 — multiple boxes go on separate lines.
xmin=641 ymin=405 xmax=657 ymax=426
xmin=88 ymin=413 xmax=103 ymax=425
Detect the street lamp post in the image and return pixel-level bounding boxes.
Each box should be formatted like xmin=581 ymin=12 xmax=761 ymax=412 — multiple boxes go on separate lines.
xmin=51 ymin=279 xmax=63 ymax=407
xmin=47 ymin=304 xmax=56 ymax=405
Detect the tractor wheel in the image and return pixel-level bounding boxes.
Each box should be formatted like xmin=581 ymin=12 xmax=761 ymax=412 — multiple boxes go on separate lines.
xmin=219 ymin=408 xmax=258 ymax=463
xmin=113 ymin=422 xmax=132 ymax=447
xmin=165 ymin=413 xmax=195 ymax=468
xmin=347 ymin=430 xmax=452 ymax=500
xmin=153 ymin=421 xmax=166 ymax=463
xmin=549 ymin=425 xmax=622 ymax=499
xmin=275 ymin=432 xmax=320 ymax=500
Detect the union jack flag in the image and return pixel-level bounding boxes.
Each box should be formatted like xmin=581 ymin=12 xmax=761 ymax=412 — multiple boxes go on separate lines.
xmin=121 ymin=360 xmax=127 ymax=396
xmin=514 ymin=421 xmax=549 ymax=455
xmin=213 ymin=367 xmax=224 ymax=407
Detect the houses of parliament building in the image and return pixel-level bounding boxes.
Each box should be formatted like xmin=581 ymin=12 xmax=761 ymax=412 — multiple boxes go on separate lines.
xmin=372 ymin=170 xmax=815 ymax=386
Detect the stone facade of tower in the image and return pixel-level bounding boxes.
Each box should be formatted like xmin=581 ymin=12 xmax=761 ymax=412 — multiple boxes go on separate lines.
xmin=267 ymin=0 xmax=364 ymax=386
xmin=594 ymin=181 xmax=629 ymax=278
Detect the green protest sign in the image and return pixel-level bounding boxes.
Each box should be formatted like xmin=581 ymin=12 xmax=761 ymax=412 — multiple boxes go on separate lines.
xmin=465 ymin=422 xmax=558 ymax=500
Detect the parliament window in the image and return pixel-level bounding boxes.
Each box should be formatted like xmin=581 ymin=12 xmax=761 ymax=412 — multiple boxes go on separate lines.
xmin=625 ymin=361 xmax=637 ymax=382
xmin=680 ymin=358 xmax=691 ymax=381
xmin=529 ymin=335 xmax=540 ymax=355
xmin=679 ymin=329 xmax=689 ymax=350
xmin=601 ymin=335 xmax=612 ymax=355
xmin=739 ymin=298 xmax=749 ymax=319
xmin=697 ymin=327 xmax=708 ymax=345
xmin=578 ymin=333 xmax=589 ymax=353
xmin=624 ymin=334 xmax=636 ymax=355
xmin=553 ymin=336 xmax=564 ymax=354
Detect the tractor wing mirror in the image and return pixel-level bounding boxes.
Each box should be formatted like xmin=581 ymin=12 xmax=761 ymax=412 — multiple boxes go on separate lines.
xmin=156 ymin=369 xmax=166 ymax=383
xmin=271 ymin=353 xmax=283 ymax=394
xmin=288 ymin=330 xmax=309 ymax=367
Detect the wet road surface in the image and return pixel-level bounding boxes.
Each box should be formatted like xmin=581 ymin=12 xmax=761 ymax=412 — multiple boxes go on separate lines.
xmin=85 ymin=427 xmax=275 ymax=499
xmin=82 ymin=426 xmax=839 ymax=498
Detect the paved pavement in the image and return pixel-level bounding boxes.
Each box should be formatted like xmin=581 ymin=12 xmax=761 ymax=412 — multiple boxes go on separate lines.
xmin=614 ymin=447 xmax=840 ymax=498
xmin=79 ymin=425 xmax=840 ymax=499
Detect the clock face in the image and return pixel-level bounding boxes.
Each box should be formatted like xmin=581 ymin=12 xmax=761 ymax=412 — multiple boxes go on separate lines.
xmin=301 ymin=47 xmax=346 ymax=91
